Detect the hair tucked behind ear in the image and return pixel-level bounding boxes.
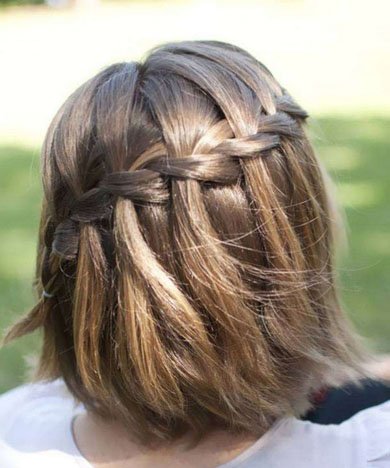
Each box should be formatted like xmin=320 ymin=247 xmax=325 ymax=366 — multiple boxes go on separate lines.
xmin=3 ymin=40 xmax=371 ymax=447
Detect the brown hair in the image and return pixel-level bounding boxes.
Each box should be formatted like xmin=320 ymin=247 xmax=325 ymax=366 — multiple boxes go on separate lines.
xmin=4 ymin=40 xmax=370 ymax=447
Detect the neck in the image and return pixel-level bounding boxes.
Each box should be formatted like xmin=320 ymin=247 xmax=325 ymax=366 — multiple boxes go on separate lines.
xmin=72 ymin=411 xmax=266 ymax=468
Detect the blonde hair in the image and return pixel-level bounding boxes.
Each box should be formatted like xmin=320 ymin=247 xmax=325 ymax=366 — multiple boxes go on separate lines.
xmin=4 ymin=40 xmax=370 ymax=447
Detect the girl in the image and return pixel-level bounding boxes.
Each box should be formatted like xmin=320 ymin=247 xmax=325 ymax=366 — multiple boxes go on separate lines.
xmin=1 ymin=40 xmax=389 ymax=467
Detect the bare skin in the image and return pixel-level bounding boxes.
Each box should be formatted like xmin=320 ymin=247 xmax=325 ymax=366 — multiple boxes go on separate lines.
xmin=72 ymin=356 xmax=390 ymax=468
xmin=366 ymin=354 xmax=390 ymax=381
xmin=72 ymin=412 xmax=263 ymax=468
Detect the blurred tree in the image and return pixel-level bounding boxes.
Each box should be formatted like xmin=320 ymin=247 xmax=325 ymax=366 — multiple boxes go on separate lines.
xmin=0 ymin=0 xmax=44 ymax=5
xmin=0 ymin=0 xmax=100 ymax=6
xmin=46 ymin=0 xmax=99 ymax=7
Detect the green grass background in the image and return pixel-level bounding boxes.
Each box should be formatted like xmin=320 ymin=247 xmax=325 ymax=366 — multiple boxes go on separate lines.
xmin=0 ymin=116 xmax=389 ymax=393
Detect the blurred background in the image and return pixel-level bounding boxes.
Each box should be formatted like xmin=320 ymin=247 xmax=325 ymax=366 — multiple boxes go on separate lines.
xmin=0 ymin=0 xmax=389 ymax=393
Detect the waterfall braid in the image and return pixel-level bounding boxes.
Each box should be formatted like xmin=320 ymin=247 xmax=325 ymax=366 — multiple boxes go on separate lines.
xmin=3 ymin=40 xmax=371 ymax=447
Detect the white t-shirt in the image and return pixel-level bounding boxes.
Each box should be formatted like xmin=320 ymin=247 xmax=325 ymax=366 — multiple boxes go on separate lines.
xmin=0 ymin=379 xmax=389 ymax=467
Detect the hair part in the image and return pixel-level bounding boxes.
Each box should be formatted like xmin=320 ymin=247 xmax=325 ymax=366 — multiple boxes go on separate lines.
xmin=3 ymin=40 xmax=372 ymax=447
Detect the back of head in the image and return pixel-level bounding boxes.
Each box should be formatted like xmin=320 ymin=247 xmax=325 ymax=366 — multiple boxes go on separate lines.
xmin=5 ymin=40 xmax=369 ymax=446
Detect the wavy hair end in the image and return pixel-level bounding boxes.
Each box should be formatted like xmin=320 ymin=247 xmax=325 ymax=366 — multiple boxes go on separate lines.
xmin=3 ymin=40 xmax=372 ymax=448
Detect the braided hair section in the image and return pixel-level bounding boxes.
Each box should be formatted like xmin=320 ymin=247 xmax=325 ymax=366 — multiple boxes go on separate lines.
xmin=49 ymin=104 xmax=304 ymax=264
xmin=4 ymin=41 xmax=368 ymax=446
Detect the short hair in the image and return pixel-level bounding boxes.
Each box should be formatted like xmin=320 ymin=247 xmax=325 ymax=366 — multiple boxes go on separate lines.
xmin=4 ymin=40 xmax=370 ymax=446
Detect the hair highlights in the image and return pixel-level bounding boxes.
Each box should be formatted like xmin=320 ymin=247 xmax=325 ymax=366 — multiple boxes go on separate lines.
xmin=4 ymin=40 xmax=370 ymax=447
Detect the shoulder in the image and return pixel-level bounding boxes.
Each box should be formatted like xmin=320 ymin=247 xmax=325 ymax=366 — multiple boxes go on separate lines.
xmin=291 ymin=400 xmax=390 ymax=467
xmin=344 ymin=399 xmax=390 ymax=464
xmin=247 ymin=401 xmax=390 ymax=468
xmin=0 ymin=379 xmax=84 ymax=467
xmin=0 ymin=378 xmax=72 ymax=408
xmin=0 ymin=378 xmax=76 ymax=434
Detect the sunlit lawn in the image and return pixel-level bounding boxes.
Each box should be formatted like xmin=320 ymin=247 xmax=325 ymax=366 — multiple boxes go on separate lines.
xmin=0 ymin=116 xmax=389 ymax=393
